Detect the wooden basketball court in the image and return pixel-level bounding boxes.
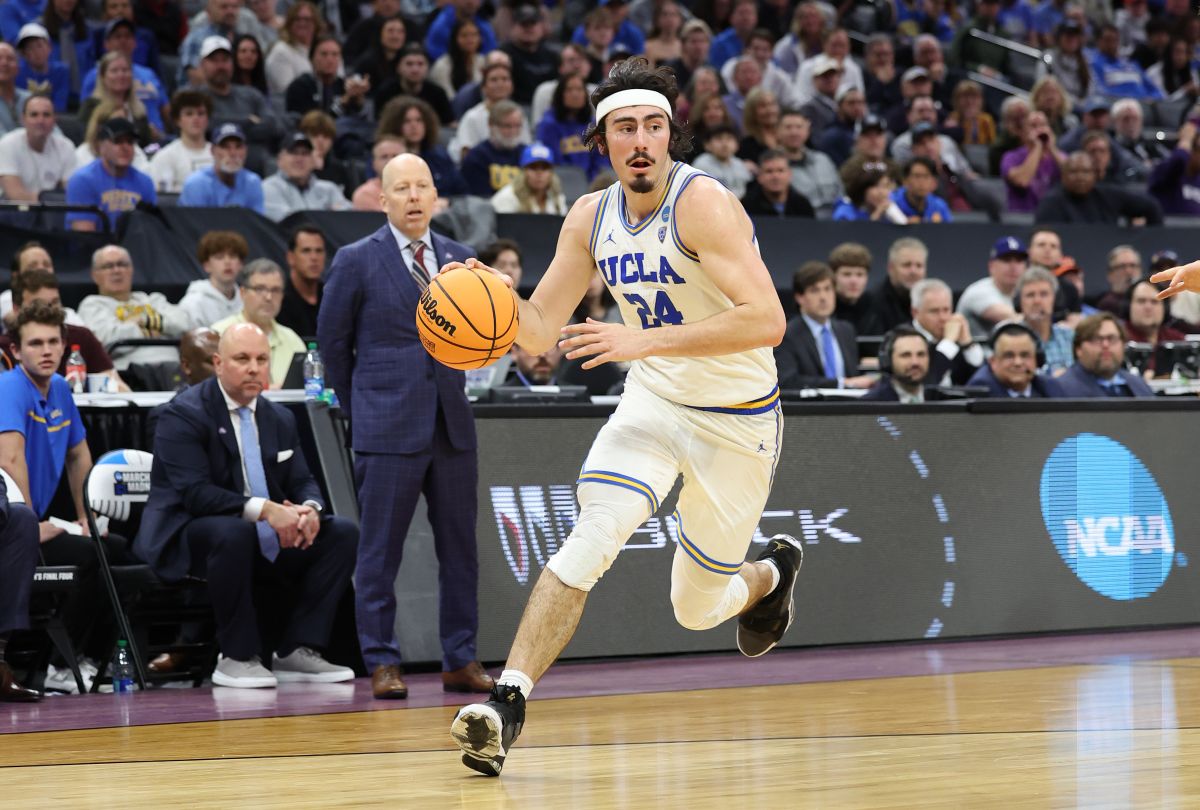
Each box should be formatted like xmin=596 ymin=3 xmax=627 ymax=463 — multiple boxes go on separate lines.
xmin=4 ymin=629 xmax=1199 ymax=807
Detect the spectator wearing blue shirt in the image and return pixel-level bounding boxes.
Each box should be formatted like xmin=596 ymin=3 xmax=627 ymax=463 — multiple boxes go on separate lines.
xmin=707 ymin=0 xmax=756 ymax=69
xmin=892 ymin=156 xmax=954 ymax=223
xmin=179 ymin=123 xmax=265 ymax=214
xmin=80 ymin=18 xmax=166 ymax=133
xmin=997 ymin=0 xmax=1038 ymax=45
xmin=425 ymin=0 xmax=496 ymax=63
xmin=15 ymin=24 xmax=70 ymax=112
xmin=1090 ymin=23 xmax=1162 ymax=100
xmin=0 ymin=301 xmax=91 ymax=524
xmin=375 ymin=94 xmax=468 ymax=197
xmin=572 ymin=0 xmax=645 ymax=63
xmin=461 ymin=100 xmax=525 ymax=197
xmin=1032 ymin=0 xmax=1072 ymax=47
xmin=91 ymin=0 xmax=160 ymax=75
xmin=40 ymin=0 xmax=96 ymax=98
xmin=0 ymin=0 xmax=44 ymax=47
xmin=65 ymin=117 xmax=156 ymax=231
xmin=535 ymin=73 xmax=608 ymax=180
xmin=832 ymin=161 xmax=907 ymax=222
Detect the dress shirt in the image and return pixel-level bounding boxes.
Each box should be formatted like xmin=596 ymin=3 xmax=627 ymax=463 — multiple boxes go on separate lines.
xmin=891 ymin=380 xmax=924 ymax=403
xmin=802 ymin=313 xmax=844 ymax=385
xmin=217 ymin=381 xmax=319 ymax=522
xmin=388 ymin=222 xmax=438 ymax=281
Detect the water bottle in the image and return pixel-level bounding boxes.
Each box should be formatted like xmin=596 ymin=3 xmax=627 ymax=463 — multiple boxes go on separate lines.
xmin=112 ymin=640 xmax=135 ymax=694
xmin=303 ymin=342 xmax=324 ymax=402
xmin=66 ymin=345 xmax=86 ymax=393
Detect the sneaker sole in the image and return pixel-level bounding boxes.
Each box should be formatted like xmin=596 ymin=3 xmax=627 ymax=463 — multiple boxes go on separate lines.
xmin=450 ymin=704 xmax=506 ymax=777
xmin=273 ymin=669 xmax=355 ymax=683
xmin=737 ymin=538 xmax=803 ymax=658
xmin=211 ymin=671 xmax=278 ymax=689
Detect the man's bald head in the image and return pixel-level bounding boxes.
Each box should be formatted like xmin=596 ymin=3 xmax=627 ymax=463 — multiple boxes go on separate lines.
xmin=180 ymin=326 xmax=220 ymax=385
xmin=380 ymin=153 xmax=438 ymax=240
xmin=215 ymin=322 xmax=271 ymax=405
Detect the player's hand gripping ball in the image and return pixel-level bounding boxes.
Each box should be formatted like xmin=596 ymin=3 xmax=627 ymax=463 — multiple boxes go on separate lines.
xmin=416 ymin=266 xmax=519 ymax=368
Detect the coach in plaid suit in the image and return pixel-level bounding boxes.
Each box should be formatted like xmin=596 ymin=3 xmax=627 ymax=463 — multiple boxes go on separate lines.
xmin=318 ymin=154 xmax=494 ymax=699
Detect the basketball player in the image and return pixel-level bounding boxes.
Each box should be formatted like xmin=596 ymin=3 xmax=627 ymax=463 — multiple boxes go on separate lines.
xmin=1152 ymin=260 xmax=1200 ymax=300
xmin=444 ymin=59 xmax=804 ymax=777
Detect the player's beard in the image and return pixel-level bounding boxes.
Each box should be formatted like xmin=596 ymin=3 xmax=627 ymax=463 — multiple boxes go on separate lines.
xmin=628 ymin=174 xmax=654 ymax=194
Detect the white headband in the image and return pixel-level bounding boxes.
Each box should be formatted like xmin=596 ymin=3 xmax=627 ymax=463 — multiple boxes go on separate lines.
xmin=595 ymin=89 xmax=673 ymax=125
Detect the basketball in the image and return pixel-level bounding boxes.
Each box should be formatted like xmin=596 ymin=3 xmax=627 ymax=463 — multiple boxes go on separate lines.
xmin=416 ymin=266 xmax=519 ymax=369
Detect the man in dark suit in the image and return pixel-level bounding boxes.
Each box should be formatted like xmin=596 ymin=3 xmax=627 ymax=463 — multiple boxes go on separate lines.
xmin=1056 ymin=312 xmax=1155 ymax=398
xmin=133 ymin=323 xmax=359 ymax=689
xmin=966 ymin=321 xmax=1065 ymax=398
xmin=318 ymin=153 xmax=493 ymax=700
xmin=0 ymin=471 xmax=40 ymax=701
xmin=862 ymin=325 xmax=930 ymax=401
xmin=775 ymin=261 xmax=873 ymax=391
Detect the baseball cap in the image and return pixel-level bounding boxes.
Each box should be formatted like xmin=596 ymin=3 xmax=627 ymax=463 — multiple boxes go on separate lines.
xmin=520 ymin=142 xmax=554 ymax=167
xmin=901 ymin=66 xmax=930 ymax=84
xmin=990 ymin=236 xmax=1027 ymax=259
xmin=284 ymin=131 xmax=313 ymax=151
xmin=1053 ymin=257 xmax=1081 ymax=277
xmin=834 ymin=84 xmax=860 ymax=103
xmin=910 ymin=120 xmax=937 ymax=140
xmin=200 ymin=35 xmax=232 ymax=60
xmin=1082 ymin=96 xmax=1111 ymax=114
xmin=211 ymin=122 xmax=245 ymax=144
xmin=97 ymin=117 xmax=139 ymax=142
xmin=855 ymin=114 xmax=885 ymax=136
xmin=104 ymin=17 xmax=136 ymax=39
xmin=812 ymin=54 xmax=840 ymax=76
xmin=1151 ymin=249 xmax=1179 ymax=270
xmin=512 ymin=4 xmax=541 ymax=24
xmin=16 ymin=23 xmax=50 ymax=47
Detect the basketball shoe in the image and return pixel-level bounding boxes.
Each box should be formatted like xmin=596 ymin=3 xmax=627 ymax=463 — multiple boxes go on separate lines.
xmin=737 ymin=534 xmax=804 ymax=657
xmin=451 ymin=684 xmax=526 ymax=776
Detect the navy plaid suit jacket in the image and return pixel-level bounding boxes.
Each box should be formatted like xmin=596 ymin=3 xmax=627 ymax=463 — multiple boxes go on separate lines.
xmin=318 ymin=225 xmax=477 ymax=454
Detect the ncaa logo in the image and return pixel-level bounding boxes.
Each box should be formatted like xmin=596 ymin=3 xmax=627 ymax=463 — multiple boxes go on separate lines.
xmin=1039 ymin=433 xmax=1175 ymax=601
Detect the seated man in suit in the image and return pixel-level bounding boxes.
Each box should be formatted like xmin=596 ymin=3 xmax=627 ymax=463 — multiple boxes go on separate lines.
xmin=133 ymin=323 xmax=359 ymax=689
xmin=775 ymin=261 xmax=874 ymax=391
xmin=862 ymin=325 xmax=930 ymax=402
xmin=909 ymin=278 xmax=984 ymax=386
xmin=967 ymin=321 xmax=1065 ymax=398
xmin=1056 ymin=312 xmax=1155 ymax=398
xmin=0 ymin=471 xmax=40 ymax=701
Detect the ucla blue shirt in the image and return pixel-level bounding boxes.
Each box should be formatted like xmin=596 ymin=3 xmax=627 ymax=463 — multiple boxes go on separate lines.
xmin=831 ymin=198 xmax=871 ymax=221
xmin=178 ymin=165 xmax=265 ymax=214
xmin=0 ymin=367 xmax=86 ymax=517
xmin=80 ymin=63 xmax=166 ymax=131
xmin=15 ymin=60 xmax=71 ymax=111
xmin=65 ymin=159 xmax=156 ymax=230
xmin=890 ymin=188 xmax=954 ymax=222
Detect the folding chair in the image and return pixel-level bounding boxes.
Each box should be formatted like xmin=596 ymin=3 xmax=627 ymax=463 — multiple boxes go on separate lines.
xmin=2 ymin=468 xmax=86 ymax=693
xmin=85 ymin=449 xmax=217 ymax=689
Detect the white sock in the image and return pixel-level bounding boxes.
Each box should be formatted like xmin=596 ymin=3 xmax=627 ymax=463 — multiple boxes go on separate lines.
xmin=763 ymin=559 xmax=781 ymax=593
xmin=497 ymin=669 xmax=534 ymax=699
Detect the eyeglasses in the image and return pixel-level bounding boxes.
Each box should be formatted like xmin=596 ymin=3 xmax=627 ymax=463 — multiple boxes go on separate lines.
xmin=244 ymin=285 xmax=284 ymax=296
xmin=96 ymin=259 xmax=132 ymax=271
xmin=1084 ymin=334 xmax=1122 ymax=346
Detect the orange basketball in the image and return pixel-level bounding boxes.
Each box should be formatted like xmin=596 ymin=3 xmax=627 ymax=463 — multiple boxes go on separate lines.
xmin=416 ymin=266 xmax=519 ymax=369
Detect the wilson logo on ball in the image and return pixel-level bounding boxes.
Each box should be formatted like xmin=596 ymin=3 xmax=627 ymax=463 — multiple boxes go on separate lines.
xmin=419 ymin=289 xmax=457 ymax=336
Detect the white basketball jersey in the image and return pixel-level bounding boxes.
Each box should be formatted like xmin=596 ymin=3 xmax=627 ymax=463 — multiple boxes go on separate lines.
xmin=588 ymin=161 xmax=778 ymax=412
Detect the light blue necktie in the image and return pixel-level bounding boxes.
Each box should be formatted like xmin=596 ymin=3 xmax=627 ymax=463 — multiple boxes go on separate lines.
xmin=821 ymin=325 xmax=838 ymax=381
xmin=237 ymin=406 xmax=279 ymax=562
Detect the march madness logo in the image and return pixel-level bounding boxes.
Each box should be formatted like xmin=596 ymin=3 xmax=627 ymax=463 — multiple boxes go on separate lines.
xmin=489 ymin=485 xmax=861 ymax=584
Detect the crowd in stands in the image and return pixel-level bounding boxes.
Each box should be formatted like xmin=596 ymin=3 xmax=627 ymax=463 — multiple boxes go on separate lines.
xmin=0 ymin=0 xmax=1191 ymax=229
xmin=4 ymin=0 xmax=1200 ymax=696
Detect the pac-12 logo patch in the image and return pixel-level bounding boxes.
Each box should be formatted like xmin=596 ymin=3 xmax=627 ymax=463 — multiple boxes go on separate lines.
xmin=657 ymin=226 xmax=667 ymax=243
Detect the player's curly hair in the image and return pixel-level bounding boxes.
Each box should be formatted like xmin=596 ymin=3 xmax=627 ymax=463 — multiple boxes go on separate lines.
xmin=583 ymin=58 xmax=693 ymax=161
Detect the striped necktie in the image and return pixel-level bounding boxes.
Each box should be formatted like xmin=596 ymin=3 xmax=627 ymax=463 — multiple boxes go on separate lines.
xmin=409 ymin=241 xmax=430 ymax=292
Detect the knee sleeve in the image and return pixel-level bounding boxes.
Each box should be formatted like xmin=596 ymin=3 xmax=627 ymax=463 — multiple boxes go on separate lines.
xmin=669 ymin=550 xmax=750 ymax=631
xmin=545 ymin=481 xmax=651 ymax=592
